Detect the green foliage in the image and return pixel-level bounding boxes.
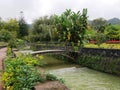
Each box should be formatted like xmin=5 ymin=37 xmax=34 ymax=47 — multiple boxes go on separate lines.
xmin=8 ymin=39 xmax=26 ymax=50
xmin=0 ymin=18 xmax=4 ymax=30
xmin=30 ymin=15 xmax=58 ymax=42
xmin=0 ymin=18 xmax=19 ymax=42
xmin=2 ymin=56 xmax=41 ymax=90
xmin=2 ymin=55 xmax=62 ymax=89
xmin=3 ymin=19 xmax=19 ymax=38
xmin=84 ymin=43 xmax=120 ymax=49
xmin=46 ymin=73 xmax=65 ymax=83
xmin=91 ymin=18 xmax=107 ymax=32
xmin=85 ymin=28 xmax=97 ymax=40
xmin=0 ymin=29 xmax=12 ymax=42
xmin=46 ymin=73 xmax=58 ymax=81
xmin=105 ymin=25 xmax=120 ymax=40
xmin=8 ymin=39 xmax=17 ymax=48
xmin=55 ymin=9 xmax=87 ymax=47
xmin=94 ymin=33 xmax=106 ymax=46
xmin=18 ymin=17 xmax=28 ymax=38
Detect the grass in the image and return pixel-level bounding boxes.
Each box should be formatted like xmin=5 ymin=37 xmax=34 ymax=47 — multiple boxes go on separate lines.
xmin=0 ymin=42 xmax=7 ymax=47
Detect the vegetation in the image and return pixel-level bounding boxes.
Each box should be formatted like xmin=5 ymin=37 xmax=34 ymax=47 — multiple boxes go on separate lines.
xmin=105 ymin=25 xmax=120 ymax=40
xmin=55 ymin=9 xmax=87 ymax=47
xmin=2 ymin=55 xmax=63 ymax=90
xmin=1 ymin=8 xmax=120 ymax=89
xmin=84 ymin=43 xmax=120 ymax=49
xmin=18 ymin=12 xmax=28 ymax=39
xmin=88 ymin=18 xmax=120 ymax=42
xmin=0 ymin=19 xmax=19 ymax=42
xmin=30 ymin=15 xmax=58 ymax=42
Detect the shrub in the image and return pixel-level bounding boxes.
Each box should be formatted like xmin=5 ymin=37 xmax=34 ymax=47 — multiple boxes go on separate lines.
xmin=2 ymin=55 xmax=62 ymax=89
xmin=2 ymin=56 xmax=41 ymax=90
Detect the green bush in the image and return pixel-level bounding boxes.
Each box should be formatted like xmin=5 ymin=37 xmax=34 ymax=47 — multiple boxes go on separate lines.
xmin=2 ymin=56 xmax=41 ymax=90
xmin=2 ymin=55 xmax=62 ymax=90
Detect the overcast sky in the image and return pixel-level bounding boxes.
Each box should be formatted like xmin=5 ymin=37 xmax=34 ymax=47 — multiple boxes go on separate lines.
xmin=0 ymin=0 xmax=120 ymax=23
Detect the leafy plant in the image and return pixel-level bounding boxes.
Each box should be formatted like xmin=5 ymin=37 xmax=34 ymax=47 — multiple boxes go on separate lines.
xmin=2 ymin=57 xmax=41 ymax=90
xmin=2 ymin=55 xmax=63 ymax=90
xmin=55 ymin=9 xmax=88 ymax=48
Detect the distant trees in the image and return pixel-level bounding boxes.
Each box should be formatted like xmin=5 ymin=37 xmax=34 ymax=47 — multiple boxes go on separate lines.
xmin=91 ymin=18 xmax=107 ymax=32
xmin=0 ymin=13 xmax=29 ymax=43
xmin=18 ymin=11 xmax=28 ymax=38
xmin=0 ymin=10 xmax=120 ymax=45
xmin=88 ymin=18 xmax=120 ymax=42
xmin=30 ymin=15 xmax=58 ymax=42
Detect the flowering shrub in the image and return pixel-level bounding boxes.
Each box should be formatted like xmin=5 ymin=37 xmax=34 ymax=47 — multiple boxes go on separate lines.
xmin=84 ymin=43 xmax=120 ymax=49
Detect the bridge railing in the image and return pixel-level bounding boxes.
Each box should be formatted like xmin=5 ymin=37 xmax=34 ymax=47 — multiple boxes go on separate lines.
xmin=30 ymin=42 xmax=74 ymax=52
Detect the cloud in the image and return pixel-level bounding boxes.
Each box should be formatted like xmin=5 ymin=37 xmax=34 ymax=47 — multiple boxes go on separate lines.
xmin=0 ymin=0 xmax=120 ymax=23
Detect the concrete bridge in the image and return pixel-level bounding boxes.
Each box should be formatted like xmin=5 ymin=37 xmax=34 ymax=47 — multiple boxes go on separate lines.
xmin=30 ymin=49 xmax=75 ymax=60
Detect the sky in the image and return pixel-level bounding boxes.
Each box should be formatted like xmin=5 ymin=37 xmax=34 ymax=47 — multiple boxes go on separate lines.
xmin=0 ymin=0 xmax=120 ymax=24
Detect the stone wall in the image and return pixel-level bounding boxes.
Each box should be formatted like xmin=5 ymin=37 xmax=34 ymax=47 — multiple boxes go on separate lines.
xmin=80 ymin=48 xmax=120 ymax=57
xmin=77 ymin=48 xmax=120 ymax=76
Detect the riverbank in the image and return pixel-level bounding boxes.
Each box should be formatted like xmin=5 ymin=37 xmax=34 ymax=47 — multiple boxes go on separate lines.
xmin=76 ymin=54 xmax=120 ymax=76
xmin=41 ymin=55 xmax=120 ymax=90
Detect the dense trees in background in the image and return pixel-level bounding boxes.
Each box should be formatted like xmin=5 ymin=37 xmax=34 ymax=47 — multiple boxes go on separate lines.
xmin=88 ymin=18 xmax=120 ymax=42
xmin=30 ymin=15 xmax=58 ymax=42
xmin=91 ymin=18 xmax=107 ymax=32
xmin=0 ymin=9 xmax=120 ymax=45
xmin=0 ymin=11 xmax=29 ymax=44
xmin=18 ymin=16 xmax=28 ymax=38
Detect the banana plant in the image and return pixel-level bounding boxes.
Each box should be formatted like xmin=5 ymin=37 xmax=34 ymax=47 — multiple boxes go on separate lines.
xmin=55 ymin=9 xmax=88 ymax=50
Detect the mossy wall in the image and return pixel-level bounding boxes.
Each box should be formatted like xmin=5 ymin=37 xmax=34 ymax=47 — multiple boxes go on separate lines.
xmin=80 ymin=48 xmax=120 ymax=57
xmin=77 ymin=48 xmax=120 ymax=76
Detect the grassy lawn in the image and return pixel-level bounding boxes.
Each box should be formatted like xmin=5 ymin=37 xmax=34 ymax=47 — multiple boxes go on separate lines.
xmin=84 ymin=43 xmax=120 ymax=49
xmin=0 ymin=42 xmax=7 ymax=47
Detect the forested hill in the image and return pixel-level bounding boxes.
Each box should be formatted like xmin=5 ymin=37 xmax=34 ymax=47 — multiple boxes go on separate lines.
xmin=88 ymin=18 xmax=120 ymax=25
xmin=107 ymin=18 xmax=120 ymax=25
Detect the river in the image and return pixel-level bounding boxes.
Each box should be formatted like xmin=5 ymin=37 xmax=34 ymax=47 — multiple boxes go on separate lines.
xmin=41 ymin=55 xmax=120 ymax=90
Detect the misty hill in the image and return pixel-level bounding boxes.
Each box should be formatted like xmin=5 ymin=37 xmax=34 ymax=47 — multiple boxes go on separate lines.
xmin=107 ymin=18 xmax=120 ymax=25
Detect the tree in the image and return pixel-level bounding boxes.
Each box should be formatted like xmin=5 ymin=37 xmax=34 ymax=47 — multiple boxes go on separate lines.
xmin=4 ymin=19 xmax=19 ymax=38
xmin=0 ymin=18 xmax=4 ymax=30
xmin=30 ymin=15 xmax=58 ymax=42
xmin=0 ymin=18 xmax=19 ymax=42
xmin=91 ymin=18 xmax=107 ymax=32
xmin=18 ymin=11 xmax=28 ymax=38
xmin=0 ymin=29 xmax=12 ymax=42
xmin=55 ymin=9 xmax=87 ymax=47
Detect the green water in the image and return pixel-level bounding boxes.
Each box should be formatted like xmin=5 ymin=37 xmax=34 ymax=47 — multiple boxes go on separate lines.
xmin=42 ymin=55 xmax=120 ymax=90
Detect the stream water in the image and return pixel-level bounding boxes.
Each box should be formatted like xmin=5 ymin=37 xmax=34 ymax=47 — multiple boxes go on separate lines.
xmin=42 ymin=55 xmax=120 ymax=90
